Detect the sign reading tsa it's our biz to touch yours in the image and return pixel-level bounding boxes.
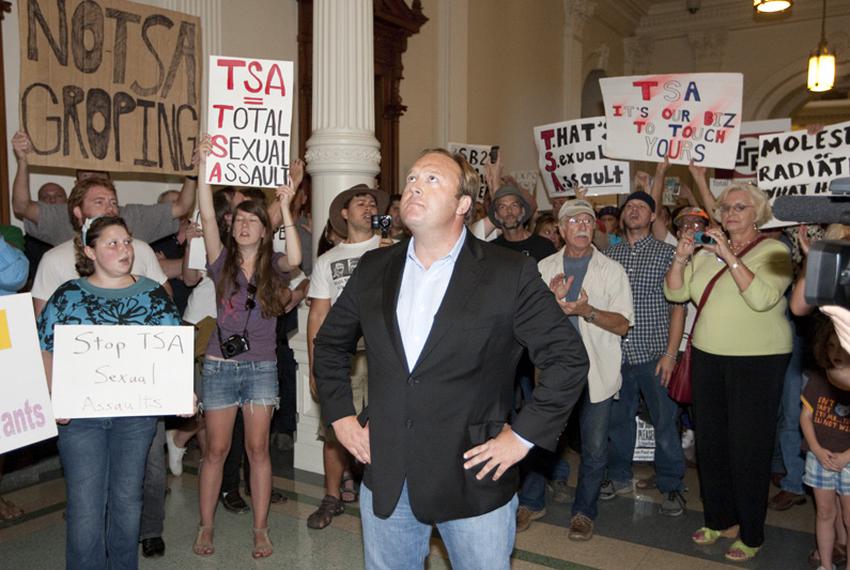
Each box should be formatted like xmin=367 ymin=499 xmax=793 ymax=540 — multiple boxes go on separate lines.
xmin=600 ymin=73 xmax=743 ymax=169
xmin=205 ymin=55 xmax=294 ymax=188
xmin=51 ymin=325 xmax=194 ymax=419
xmin=0 ymin=294 xmax=57 ymax=454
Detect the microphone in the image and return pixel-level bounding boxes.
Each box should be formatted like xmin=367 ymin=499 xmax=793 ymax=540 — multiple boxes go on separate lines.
xmin=773 ymin=196 xmax=850 ymax=224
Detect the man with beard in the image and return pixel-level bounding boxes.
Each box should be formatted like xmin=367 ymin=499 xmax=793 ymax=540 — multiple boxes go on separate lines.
xmin=602 ymin=190 xmax=687 ymax=517
xmin=488 ymin=186 xmax=555 ymax=262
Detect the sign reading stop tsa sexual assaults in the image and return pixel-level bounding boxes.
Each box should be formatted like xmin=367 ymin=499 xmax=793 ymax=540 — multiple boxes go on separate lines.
xmin=600 ymin=73 xmax=743 ymax=169
xmin=533 ymin=117 xmax=630 ymax=197
xmin=205 ymin=56 xmax=294 ymax=188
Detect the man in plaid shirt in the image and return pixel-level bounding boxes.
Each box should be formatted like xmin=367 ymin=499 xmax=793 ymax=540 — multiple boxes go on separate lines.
xmin=602 ymin=190 xmax=687 ymax=516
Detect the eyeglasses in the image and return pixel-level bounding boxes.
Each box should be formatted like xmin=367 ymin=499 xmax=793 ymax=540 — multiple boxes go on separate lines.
xmin=717 ymin=203 xmax=753 ymax=215
xmin=566 ymin=217 xmax=594 ymax=226
xmin=245 ymin=284 xmax=257 ymax=310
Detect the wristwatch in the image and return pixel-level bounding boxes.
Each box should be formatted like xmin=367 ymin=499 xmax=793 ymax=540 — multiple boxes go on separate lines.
xmin=583 ymin=309 xmax=597 ymax=323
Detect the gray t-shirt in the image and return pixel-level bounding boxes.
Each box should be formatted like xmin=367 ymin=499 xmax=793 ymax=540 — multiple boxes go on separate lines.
xmin=562 ymin=254 xmax=592 ymax=333
xmin=25 ymin=202 xmax=179 ymax=245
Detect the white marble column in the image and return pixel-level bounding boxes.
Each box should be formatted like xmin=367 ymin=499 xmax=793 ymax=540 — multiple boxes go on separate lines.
xmin=562 ymin=0 xmax=596 ymax=120
xmin=294 ymin=0 xmax=381 ymax=474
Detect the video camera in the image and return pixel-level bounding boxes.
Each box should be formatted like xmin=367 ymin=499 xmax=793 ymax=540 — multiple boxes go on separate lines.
xmin=775 ymin=178 xmax=850 ymax=306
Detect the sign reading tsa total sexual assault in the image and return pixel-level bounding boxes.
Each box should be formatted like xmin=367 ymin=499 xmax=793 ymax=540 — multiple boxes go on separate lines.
xmin=600 ymin=73 xmax=743 ymax=169
xmin=533 ymin=117 xmax=630 ymax=197
xmin=18 ymin=0 xmax=201 ymax=175
xmin=51 ymin=325 xmax=194 ymax=419
xmin=205 ymin=56 xmax=294 ymax=188
xmin=757 ymin=120 xmax=850 ymax=190
xmin=0 ymin=294 xmax=57 ymax=454
xmin=447 ymin=142 xmax=494 ymax=202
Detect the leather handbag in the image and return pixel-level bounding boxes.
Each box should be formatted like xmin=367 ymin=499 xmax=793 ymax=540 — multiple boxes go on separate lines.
xmin=667 ymin=236 xmax=765 ymax=404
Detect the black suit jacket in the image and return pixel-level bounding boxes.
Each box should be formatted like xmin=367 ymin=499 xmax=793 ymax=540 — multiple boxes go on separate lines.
xmin=314 ymin=231 xmax=588 ymax=523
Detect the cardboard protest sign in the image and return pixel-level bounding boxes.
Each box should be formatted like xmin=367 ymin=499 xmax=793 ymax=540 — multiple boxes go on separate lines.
xmin=533 ymin=117 xmax=629 ymax=198
xmin=205 ymin=56 xmax=294 ymax=188
xmin=757 ymin=120 xmax=850 ymax=190
xmin=447 ymin=142 xmax=495 ymax=202
xmin=601 ymin=73 xmax=743 ymax=169
xmin=51 ymin=325 xmax=194 ymax=418
xmin=0 ymin=294 xmax=57 ymax=454
xmin=19 ymin=0 xmax=201 ymax=175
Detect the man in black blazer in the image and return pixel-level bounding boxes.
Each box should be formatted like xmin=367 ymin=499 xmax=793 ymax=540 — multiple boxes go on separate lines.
xmin=314 ymin=149 xmax=588 ymax=569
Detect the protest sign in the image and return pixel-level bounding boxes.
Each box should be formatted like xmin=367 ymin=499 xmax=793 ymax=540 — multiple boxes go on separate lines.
xmin=601 ymin=73 xmax=743 ymax=169
xmin=533 ymin=117 xmax=630 ymax=198
xmin=0 ymin=294 xmax=57 ymax=454
xmin=447 ymin=142 xmax=494 ymax=202
xmin=51 ymin=325 xmax=194 ymax=418
xmin=757 ymin=120 xmax=850 ymax=190
xmin=715 ymin=119 xmax=792 ymax=180
xmin=205 ymin=56 xmax=294 ymax=188
xmin=633 ymin=417 xmax=655 ymax=462
xmin=19 ymin=0 xmax=201 ymax=175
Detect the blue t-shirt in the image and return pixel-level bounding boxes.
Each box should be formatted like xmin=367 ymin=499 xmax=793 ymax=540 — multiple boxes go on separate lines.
xmin=38 ymin=277 xmax=181 ymax=352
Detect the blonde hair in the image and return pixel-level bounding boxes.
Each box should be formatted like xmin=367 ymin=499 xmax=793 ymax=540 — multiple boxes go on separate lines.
xmin=824 ymin=224 xmax=850 ymax=241
xmin=715 ymin=183 xmax=771 ymax=227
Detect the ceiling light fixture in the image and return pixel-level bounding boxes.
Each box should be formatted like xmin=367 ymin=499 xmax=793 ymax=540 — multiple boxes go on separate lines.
xmin=753 ymin=0 xmax=792 ymax=14
xmin=807 ymin=0 xmax=836 ymax=93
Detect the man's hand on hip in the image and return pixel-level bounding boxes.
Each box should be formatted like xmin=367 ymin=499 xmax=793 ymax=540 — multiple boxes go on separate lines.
xmin=462 ymin=425 xmax=531 ymax=481
xmin=332 ymin=416 xmax=371 ymax=464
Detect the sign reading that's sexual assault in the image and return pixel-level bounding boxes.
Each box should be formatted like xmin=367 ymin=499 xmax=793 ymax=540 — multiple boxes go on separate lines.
xmin=19 ymin=0 xmax=201 ymax=175
xmin=533 ymin=117 xmax=629 ymax=197
xmin=205 ymin=56 xmax=294 ymax=188
xmin=0 ymin=294 xmax=57 ymax=454
xmin=757 ymin=120 xmax=850 ymax=190
xmin=600 ymin=73 xmax=743 ymax=169
xmin=51 ymin=325 xmax=194 ymax=419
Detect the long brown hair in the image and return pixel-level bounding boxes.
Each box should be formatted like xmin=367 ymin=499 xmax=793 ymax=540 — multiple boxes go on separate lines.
xmin=215 ymin=200 xmax=289 ymax=318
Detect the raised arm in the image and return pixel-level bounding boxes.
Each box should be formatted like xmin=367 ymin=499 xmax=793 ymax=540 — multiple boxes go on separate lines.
xmin=688 ymin=161 xmax=716 ymax=214
xmin=275 ymin=184 xmax=302 ymax=271
xmin=650 ymin=159 xmax=670 ymax=241
xmin=172 ymin=177 xmax=197 ymax=219
xmin=11 ymin=131 xmax=40 ymax=223
xmin=181 ymin=222 xmax=204 ymax=286
xmin=196 ymin=137 xmax=223 ymax=263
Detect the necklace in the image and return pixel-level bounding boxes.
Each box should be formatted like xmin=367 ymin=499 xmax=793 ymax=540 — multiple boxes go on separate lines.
xmin=729 ymin=233 xmax=759 ymax=255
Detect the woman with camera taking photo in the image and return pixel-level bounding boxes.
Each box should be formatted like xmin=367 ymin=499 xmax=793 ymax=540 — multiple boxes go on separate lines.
xmin=194 ymin=137 xmax=301 ymax=559
xmin=664 ymin=183 xmax=792 ymax=562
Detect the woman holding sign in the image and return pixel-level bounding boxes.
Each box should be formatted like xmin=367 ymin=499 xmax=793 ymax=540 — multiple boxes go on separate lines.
xmin=664 ymin=183 xmax=792 ymax=562
xmin=194 ymin=137 xmax=301 ymax=559
xmin=37 ymin=216 xmax=181 ymax=570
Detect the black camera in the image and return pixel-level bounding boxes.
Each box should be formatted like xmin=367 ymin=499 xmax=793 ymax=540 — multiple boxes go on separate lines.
xmin=371 ymin=214 xmax=392 ymax=237
xmin=220 ymin=334 xmax=250 ymax=359
xmin=805 ymin=240 xmax=850 ymax=307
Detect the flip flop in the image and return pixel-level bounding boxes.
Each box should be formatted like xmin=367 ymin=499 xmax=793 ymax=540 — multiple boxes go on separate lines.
xmin=725 ymin=539 xmax=760 ymax=562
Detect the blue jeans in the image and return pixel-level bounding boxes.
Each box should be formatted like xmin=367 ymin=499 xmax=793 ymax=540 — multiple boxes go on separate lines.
xmin=608 ymin=360 xmax=684 ymax=493
xmin=518 ymin=451 xmax=570 ymax=511
xmin=572 ymin=391 xmax=614 ymax=520
xmin=58 ymin=417 xmax=157 ymax=570
xmin=140 ymin=419 xmax=166 ymax=539
xmin=361 ymin=480 xmax=517 ymax=569
xmin=772 ymin=331 xmax=805 ymax=494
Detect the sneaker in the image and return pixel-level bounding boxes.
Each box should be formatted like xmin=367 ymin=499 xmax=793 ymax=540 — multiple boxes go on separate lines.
xmin=220 ymin=490 xmax=250 ymax=514
xmin=636 ymin=475 xmax=657 ymax=490
xmin=165 ymin=429 xmax=187 ymax=476
xmin=568 ymin=513 xmax=594 ymax=541
xmin=599 ymin=479 xmax=632 ymax=500
xmin=550 ymin=480 xmax=572 ymax=504
xmin=515 ymin=505 xmax=546 ymax=533
xmin=768 ymin=490 xmax=806 ymax=511
xmin=660 ymin=490 xmax=686 ymax=517
xmin=681 ymin=428 xmax=695 ymax=449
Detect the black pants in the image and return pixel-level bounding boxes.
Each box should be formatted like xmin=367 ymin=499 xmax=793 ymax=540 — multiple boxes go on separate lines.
xmin=691 ymin=347 xmax=790 ymax=548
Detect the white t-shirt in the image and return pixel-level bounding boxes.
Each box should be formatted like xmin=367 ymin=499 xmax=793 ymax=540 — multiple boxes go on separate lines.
xmin=182 ymin=275 xmax=217 ymax=324
xmin=31 ymin=239 xmax=168 ymax=302
xmin=310 ymin=235 xmax=382 ymax=305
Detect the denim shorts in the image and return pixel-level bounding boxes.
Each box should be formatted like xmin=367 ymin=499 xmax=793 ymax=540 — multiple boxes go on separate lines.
xmin=200 ymin=358 xmax=279 ymax=411
xmin=804 ymin=451 xmax=850 ymax=494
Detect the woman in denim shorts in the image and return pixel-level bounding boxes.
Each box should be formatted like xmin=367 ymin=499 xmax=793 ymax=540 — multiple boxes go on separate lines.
xmin=194 ymin=138 xmax=302 ymax=559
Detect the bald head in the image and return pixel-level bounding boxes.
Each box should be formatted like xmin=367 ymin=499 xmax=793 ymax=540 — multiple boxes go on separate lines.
xmin=38 ymin=183 xmax=67 ymax=205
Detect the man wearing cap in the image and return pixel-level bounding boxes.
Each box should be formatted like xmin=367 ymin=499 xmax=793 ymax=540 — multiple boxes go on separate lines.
xmin=314 ymin=148 xmax=588 ymax=568
xmin=307 ymin=184 xmax=390 ymax=530
xmin=602 ymin=190 xmax=688 ymax=517
xmin=489 ymin=185 xmax=556 ymax=262
xmin=517 ymin=199 xmax=633 ymax=539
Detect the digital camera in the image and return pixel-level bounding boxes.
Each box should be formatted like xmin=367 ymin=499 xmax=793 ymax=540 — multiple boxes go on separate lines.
xmin=220 ymin=334 xmax=250 ymax=359
xmin=371 ymin=214 xmax=392 ymax=233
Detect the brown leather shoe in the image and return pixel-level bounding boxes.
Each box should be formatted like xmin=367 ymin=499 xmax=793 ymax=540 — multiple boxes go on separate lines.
xmin=515 ymin=505 xmax=546 ymax=533
xmin=768 ymin=490 xmax=806 ymax=511
xmin=568 ymin=513 xmax=594 ymax=541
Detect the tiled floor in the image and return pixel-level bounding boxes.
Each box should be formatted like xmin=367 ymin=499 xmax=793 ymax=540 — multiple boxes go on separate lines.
xmin=0 ymin=447 xmax=818 ymax=569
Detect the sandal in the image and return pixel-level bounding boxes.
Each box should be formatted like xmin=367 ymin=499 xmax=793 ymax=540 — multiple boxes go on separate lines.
xmin=252 ymin=527 xmax=273 ymax=559
xmin=307 ymin=495 xmax=344 ymax=529
xmin=725 ymin=539 xmax=760 ymax=562
xmin=192 ymin=525 xmax=215 ymax=556
xmin=691 ymin=525 xmax=739 ymax=545
xmin=340 ymin=471 xmax=358 ymax=503
xmin=0 ymin=497 xmax=24 ymax=521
